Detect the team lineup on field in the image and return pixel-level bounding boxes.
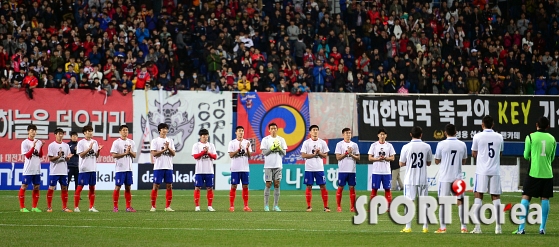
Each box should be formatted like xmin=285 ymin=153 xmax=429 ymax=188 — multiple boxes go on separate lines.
xmin=17 ymin=115 xmax=555 ymax=235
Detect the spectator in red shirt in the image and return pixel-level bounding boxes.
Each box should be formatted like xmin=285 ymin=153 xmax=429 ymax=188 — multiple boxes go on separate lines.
xmin=23 ymin=71 xmax=38 ymax=99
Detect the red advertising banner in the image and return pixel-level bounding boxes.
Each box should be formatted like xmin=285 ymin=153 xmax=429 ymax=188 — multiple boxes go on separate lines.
xmin=0 ymin=89 xmax=133 ymax=163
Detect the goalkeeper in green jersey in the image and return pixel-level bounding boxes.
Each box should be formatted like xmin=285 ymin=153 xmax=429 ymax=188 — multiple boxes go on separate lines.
xmin=514 ymin=117 xmax=556 ymax=235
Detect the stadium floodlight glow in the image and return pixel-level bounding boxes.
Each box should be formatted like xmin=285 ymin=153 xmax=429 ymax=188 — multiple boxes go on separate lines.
xmin=353 ymin=195 xmax=543 ymax=226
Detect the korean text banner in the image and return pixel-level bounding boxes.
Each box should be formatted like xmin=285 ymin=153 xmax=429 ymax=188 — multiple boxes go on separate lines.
xmin=237 ymin=92 xmax=310 ymax=164
xmin=132 ymin=91 xmax=232 ymax=165
xmin=0 ymin=89 xmax=133 ymax=163
xmin=357 ymin=94 xmax=559 ymax=142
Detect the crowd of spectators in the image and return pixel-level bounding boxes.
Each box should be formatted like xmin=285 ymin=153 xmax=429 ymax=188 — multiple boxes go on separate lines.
xmin=1 ymin=0 xmax=559 ymax=98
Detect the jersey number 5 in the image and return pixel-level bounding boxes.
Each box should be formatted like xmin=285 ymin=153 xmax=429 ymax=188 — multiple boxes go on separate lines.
xmin=488 ymin=142 xmax=495 ymax=158
xmin=411 ymin=152 xmax=424 ymax=168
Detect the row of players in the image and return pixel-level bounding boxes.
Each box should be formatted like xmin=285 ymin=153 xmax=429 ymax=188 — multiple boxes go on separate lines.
xmin=18 ymin=116 xmax=555 ymax=234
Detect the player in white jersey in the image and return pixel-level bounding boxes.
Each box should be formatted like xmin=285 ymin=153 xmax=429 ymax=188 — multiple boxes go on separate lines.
xmin=470 ymin=115 xmax=504 ymax=234
xmin=434 ymin=124 xmax=468 ymax=234
xmin=399 ymin=126 xmax=433 ymax=233
xmin=368 ymin=128 xmax=396 ymax=208
xmin=192 ymin=128 xmax=217 ymax=212
xmin=19 ymin=124 xmax=45 ymax=212
xmin=300 ymin=125 xmax=330 ymax=212
xmin=228 ymin=126 xmax=252 ymax=212
xmin=150 ymin=123 xmax=176 ymax=212
xmin=46 ymin=128 xmax=73 ymax=213
xmin=334 ymin=128 xmax=360 ymax=212
xmin=74 ymin=125 xmax=103 ymax=213
xmin=110 ymin=125 xmax=137 ymax=212
xmin=260 ymin=122 xmax=287 ymax=211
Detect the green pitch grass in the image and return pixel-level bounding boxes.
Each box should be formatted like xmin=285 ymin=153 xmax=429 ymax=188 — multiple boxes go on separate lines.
xmin=0 ymin=190 xmax=556 ymax=246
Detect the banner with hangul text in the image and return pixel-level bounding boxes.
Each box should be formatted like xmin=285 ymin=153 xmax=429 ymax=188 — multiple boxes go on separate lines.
xmin=132 ymin=91 xmax=232 ymax=165
xmin=0 ymin=89 xmax=133 ymax=163
xmin=357 ymin=94 xmax=559 ymax=142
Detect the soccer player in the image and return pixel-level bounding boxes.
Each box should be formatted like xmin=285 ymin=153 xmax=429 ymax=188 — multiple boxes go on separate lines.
xmin=334 ymin=127 xmax=360 ymax=212
xmin=111 ymin=125 xmax=137 ymax=212
xmin=434 ymin=124 xmax=468 ymax=233
xmin=75 ymin=125 xmax=103 ymax=212
xmin=67 ymin=132 xmax=79 ymax=190
xmin=228 ymin=126 xmax=252 ymax=212
xmin=192 ymin=128 xmax=217 ymax=212
xmin=471 ymin=115 xmax=504 ymax=234
xmin=260 ymin=122 xmax=287 ymax=212
xmin=367 ymin=128 xmax=396 ymax=208
xmin=150 ymin=123 xmax=176 ymax=212
xmin=513 ymin=116 xmax=556 ymax=235
xmin=300 ymin=125 xmax=330 ymax=212
xmin=399 ymin=126 xmax=433 ymax=233
xmin=46 ymin=128 xmax=74 ymax=212
xmin=19 ymin=124 xmax=45 ymax=212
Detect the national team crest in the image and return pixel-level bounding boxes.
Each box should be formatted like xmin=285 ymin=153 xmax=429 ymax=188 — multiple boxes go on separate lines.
xmin=140 ymin=100 xmax=195 ymax=152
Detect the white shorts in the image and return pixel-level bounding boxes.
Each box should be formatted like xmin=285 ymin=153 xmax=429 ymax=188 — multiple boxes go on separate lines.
xmin=438 ymin=182 xmax=464 ymax=199
xmin=474 ymin=174 xmax=501 ymax=195
xmin=404 ymin=185 xmax=428 ymax=200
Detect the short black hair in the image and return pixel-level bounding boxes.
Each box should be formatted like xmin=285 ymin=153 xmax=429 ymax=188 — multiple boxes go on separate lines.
xmin=445 ymin=124 xmax=456 ymax=136
xmin=119 ymin=124 xmax=129 ymax=131
xmin=157 ymin=123 xmax=169 ymax=132
xmin=411 ymin=126 xmax=423 ymax=139
xmin=342 ymin=127 xmax=351 ymax=134
xmin=378 ymin=128 xmax=387 ymax=134
xmin=82 ymin=125 xmax=93 ymax=133
xmin=235 ymin=126 xmax=244 ymax=131
xmin=70 ymin=131 xmax=78 ymax=136
xmin=482 ymin=115 xmax=494 ymax=129
xmin=537 ymin=116 xmax=550 ymax=129
xmin=268 ymin=122 xmax=277 ymax=129
xmin=309 ymin=125 xmax=319 ymax=131
xmin=27 ymin=124 xmax=37 ymax=131
xmin=199 ymin=128 xmax=209 ymax=136
xmin=54 ymin=128 xmax=64 ymax=135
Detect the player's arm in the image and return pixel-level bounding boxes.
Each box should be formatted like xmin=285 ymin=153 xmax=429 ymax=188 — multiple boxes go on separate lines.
xmin=151 ymin=143 xmax=167 ymax=157
xmin=385 ymin=154 xmax=395 ymax=162
xmin=278 ymin=139 xmax=287 ymax=156
xmin=228 ymin=141 xmax=240 ymax=158
xmin=128 ymin=145 xmax=137 ymax=159
xmin=399 ymin=147 xmax=407 ymax=167
xmin=208 ymin=144 xmax=217 ymax=160
xmin=95 ymin=143 xmax=103 ymax=158
xmin=317 ymin=142 xmax=328 ymax=158
xmin=48 ymin=144 xmax=61 ymax=162
xmin=434 ymin=144 xmax=442 ymax=164
xmin=334 ymin=143 xmax=345 ymax=161
xmin=166 ymin=141 xmax=176 ymax=156
xmin=523 ymin=135 xmax=531 ymax=160
xmin=471 ymin=137 xmax=478 ymax=158
xmin=111 ymin=141 xmax=127 ymax=159
xmin=79 ymin=142 xmax=92 ymax=158
xmin=246 ymin=142 xmax=252 ymax=157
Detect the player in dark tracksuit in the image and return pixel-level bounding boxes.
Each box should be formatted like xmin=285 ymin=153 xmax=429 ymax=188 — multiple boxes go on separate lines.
xmin=67 ymin=131 xmax=80 ymax=191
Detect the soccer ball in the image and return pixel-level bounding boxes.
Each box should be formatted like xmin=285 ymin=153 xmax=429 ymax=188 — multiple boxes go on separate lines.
xmin=452 ymin=179 xmax=466 ymax=196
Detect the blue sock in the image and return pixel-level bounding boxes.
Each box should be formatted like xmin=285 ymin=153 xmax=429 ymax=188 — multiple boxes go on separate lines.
xmin=518 ymin=199 xmax=530 ymax=231
xmin=541 ymin=200 xmax=549 ymax=231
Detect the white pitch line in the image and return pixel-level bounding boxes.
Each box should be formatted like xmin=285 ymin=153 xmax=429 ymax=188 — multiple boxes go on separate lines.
xmin=0 ymin=223 xmax=396 ymax=233
xmin=9 ymin=218 xmax=393 ymax=222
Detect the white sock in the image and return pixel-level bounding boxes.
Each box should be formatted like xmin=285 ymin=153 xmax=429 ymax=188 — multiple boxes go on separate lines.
xmin=474 ymin=198 xmax=482 ymax=229
xmin=439 ymin=206 xmax=446 ymax=229
xmin=406 ymin=222 xmax=412 ymax=229
xmin=458 ymin=205 xmax=466 ymax=229
xmin=493 ymin=199 xmax=501 ymax=227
